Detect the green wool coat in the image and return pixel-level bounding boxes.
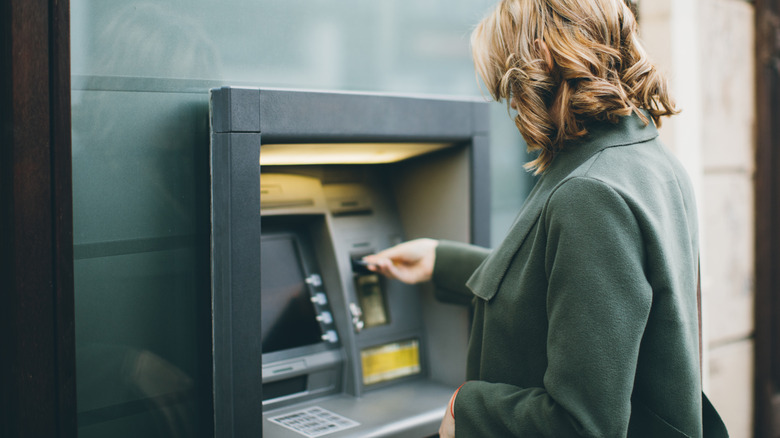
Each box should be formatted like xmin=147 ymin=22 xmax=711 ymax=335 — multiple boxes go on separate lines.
xmin=432 ymin=113 xmax=728 ymax=437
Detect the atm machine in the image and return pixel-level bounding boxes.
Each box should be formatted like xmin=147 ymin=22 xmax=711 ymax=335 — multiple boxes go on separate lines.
xmin=210 ymin=87 xmax=490 ymax=437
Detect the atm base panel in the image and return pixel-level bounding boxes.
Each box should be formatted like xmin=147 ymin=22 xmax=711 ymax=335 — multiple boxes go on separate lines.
xmin=263 ymin=380 xmax=455 ymax=437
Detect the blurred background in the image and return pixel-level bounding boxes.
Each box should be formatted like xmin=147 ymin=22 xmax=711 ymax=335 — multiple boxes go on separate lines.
xmin=68 ymin=0 xmax=761 ymax=437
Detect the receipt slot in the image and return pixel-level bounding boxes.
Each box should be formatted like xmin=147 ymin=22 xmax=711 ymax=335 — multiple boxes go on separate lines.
xmin=210 ymin=87 xmax=490 ymax=437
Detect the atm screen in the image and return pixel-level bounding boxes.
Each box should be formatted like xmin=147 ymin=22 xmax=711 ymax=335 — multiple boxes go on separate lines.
xmin=261 ymin=233 xmax=323 ymax=354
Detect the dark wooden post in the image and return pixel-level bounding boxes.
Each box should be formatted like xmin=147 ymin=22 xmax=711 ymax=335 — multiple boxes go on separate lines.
xmin=0 ymin=0 xmax=76 ymax=437
xmin=755 ymin=0 xmax=780 ymax=436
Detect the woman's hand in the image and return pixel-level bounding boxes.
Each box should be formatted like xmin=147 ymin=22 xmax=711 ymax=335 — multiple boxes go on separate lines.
xmin=438 ymin=387 xmax=458 ymax=438
xmin=361 ymin=238 xmax=438 ymax=284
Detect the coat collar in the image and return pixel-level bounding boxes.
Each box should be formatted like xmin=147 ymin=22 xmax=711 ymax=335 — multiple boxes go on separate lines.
xmin=465 ymin=111 xmax=659 ymax=301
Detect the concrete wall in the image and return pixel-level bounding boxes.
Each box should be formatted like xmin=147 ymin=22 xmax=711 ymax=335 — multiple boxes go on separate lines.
xmin=640 ymin=1 xmax=756 ymax=437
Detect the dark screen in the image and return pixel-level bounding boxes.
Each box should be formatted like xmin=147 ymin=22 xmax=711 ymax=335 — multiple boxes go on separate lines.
xmin=261 ymin=234 xmax=323 ymax=354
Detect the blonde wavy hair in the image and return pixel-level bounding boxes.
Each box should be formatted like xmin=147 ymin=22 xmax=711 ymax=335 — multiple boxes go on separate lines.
xmin=472 ymin=0 xmax=678 ymax=173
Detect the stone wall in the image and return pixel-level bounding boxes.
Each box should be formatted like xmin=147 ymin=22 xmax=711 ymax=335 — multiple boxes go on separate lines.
xmin=640 ymin=1 xmax=756 ymax=437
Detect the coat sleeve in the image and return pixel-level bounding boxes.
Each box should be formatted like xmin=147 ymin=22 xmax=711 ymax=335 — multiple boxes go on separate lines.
xmin=454 ymin=177 xmax=653 ymax=437
xmin=431 ymin=240 xmax=490 ymax=306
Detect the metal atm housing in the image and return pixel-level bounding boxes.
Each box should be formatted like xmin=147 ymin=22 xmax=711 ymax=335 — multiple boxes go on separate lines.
xmin=210 ymin=87 xmax=490 ymax=437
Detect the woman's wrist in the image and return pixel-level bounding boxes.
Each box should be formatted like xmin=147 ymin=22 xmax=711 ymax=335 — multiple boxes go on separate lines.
xmin=450 ymin=382 xmax=466 ymax=419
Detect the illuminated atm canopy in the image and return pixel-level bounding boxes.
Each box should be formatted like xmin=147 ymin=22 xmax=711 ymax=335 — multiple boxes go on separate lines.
xmin=259 ymin=142 xmax=453 ymax=165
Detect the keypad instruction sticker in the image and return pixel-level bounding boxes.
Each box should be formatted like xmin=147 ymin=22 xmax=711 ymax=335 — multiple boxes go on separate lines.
xmin=268 ymin=407 xmax=360 ymax=437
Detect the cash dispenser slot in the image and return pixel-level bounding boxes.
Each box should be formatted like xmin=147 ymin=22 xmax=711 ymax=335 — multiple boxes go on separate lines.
xmin=262 ymin=376 xmax=307 ymax=402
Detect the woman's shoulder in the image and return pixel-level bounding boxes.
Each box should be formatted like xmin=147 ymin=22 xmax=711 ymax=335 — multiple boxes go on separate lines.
xmin=543 ymin=137 xmax=697 ymax=234
xmin=570 ymin=137 xmax=693 ymax=200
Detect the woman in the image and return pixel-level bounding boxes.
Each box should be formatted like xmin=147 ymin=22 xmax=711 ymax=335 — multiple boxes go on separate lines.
xmin=363 ymin=0 xmax=728 ymax=436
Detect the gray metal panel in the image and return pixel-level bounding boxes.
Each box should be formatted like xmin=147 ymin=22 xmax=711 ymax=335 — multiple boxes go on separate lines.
xmin=471 ymin=100 xmax=491 ymax=135
xmin=228 ymin=132 xmax=263 ymax=434
xmin=470 ymin=134 xmax=491 ymax=247
xmin=257 ymin=88 xmax=482 ymax=142
xmin=210 ymin=121 xmax=263 ymax=436
xmin=210 ymin=131 xmax=234 ymax=438
xmin=211 ymin=87 xmax=262 ymax=134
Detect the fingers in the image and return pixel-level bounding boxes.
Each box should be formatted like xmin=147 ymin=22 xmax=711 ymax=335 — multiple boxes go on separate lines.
xmin=361 ymin=250 xmax=407 ymax=279
xmin=361 ymin=238 xmax=438 ymax=284
xmin=364 ymin=238 xmax=436 ymax=265
xmin=362 ymin=256 xmax=413 ymax=283
xmin=361 ymin=256 xmax=395 ymax=277
xmin=365 ymin=242 xmax=419 ymax=265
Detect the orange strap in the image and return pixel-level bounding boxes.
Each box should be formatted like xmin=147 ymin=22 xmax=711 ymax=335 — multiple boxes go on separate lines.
xmin=450 ymin=382 xmax=466 ymax=418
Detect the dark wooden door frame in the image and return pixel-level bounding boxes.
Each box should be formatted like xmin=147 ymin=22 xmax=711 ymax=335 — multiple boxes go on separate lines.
xmin=0 ymin=0 xmax=76 ymax=437
xmin=755 ymin=0 xmax=780 ymax=436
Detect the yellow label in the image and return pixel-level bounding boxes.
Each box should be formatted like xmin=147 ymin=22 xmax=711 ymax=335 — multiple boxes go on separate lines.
xmin=361 ymin=339 xmax=421 ymax=385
